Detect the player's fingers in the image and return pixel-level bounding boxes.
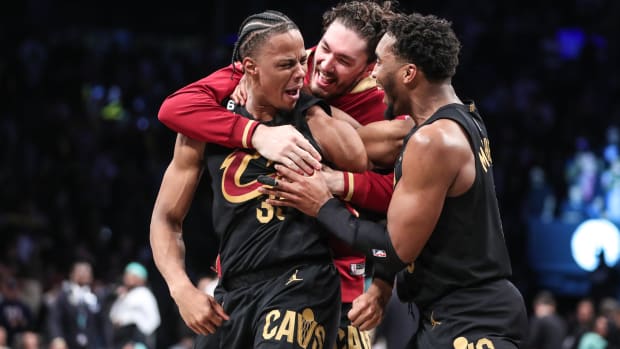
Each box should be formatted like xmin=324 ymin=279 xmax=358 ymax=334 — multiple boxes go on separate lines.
xmin=191 ymin=320 xmax=213 ymax=335
xmin=352 ymin=312 xmax=376 ymax=330
xmin=259 ymin=187 xmax=299 ymax=204
xmin=210 ymin=300 xmax=230 ymax=321
xmin=265 ymin=197 xmax=297 ymax=208
xmin=294 ymin=139 xmax=322 ymax=169
xmin=274 ymin=164 xmax=303 ymax=182
xmin=348 ymin=300 xmax=378 ymax=328
xmin=347 ymin=304 xmax=362 ymax=322
xmin=279 ymin=156 xmax=302 ymax=174
xmin=348 ymin=308 xmax=369 ymax=328
xmin=357 ymin=316 xmax=381 ymax=331
xmin=287 ymin=152 xmax=312 ymax=175
xmin=202 ymin=322 xmax=217 ymax=335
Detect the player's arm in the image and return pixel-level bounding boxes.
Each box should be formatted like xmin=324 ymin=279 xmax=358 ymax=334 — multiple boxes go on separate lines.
xmin=306 ymin=105 xmax=369 ymax=173
xmin=158 ymin=64 xmax=321 ymax=174
xmin=323 ymin=169 xmax=394 ymax=213
xmin=150 ymin=134 xmax=229 ymax=335
xmin=357 ymin=118 xmax=414 ymax=168
xmin=382 ymin=123 xmax=463 ymax=262
xmin=158 ymin=65 xmax=252 ymax=148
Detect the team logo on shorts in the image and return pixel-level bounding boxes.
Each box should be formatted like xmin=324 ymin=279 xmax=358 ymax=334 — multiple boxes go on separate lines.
xmin=285 ymin=269 xmax=303 ymax=285
xmin=262 ymin=308 xmax=326 ymax=349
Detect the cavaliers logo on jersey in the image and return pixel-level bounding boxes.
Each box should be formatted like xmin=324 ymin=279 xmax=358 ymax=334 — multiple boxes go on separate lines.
xmin=220 ymin=149 xmax=275 ymax=203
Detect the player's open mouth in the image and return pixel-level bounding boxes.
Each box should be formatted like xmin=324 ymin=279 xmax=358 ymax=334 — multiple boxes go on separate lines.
xmin=285 ymin=87 xmax=301 ymax=99
xmin=315 ymin=70 xmax=335 ymax=88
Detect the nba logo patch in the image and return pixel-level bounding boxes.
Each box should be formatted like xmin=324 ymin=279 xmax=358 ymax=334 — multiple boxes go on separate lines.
xmin=372 ymin=249 xmax=387 ymax=258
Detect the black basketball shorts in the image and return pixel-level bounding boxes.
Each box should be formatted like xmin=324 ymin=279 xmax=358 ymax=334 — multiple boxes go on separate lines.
xmin=407 ymin=279 xmax=528 ymax=349
xmin=195 ymin=262 xmax=341 ymax=349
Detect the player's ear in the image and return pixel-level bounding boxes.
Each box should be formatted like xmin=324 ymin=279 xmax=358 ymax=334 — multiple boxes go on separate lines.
xmin=243 ymin=57 xmax=257 ymax=75
xmin=402 ymin=63 xmax=417 ymax=84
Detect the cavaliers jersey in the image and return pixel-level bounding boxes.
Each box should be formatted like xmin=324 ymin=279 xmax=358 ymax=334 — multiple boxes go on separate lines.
xmin=394 ymin=102 xmax=512 ymax=308
xmin=205 ymin=93 xmax=334 ymax=282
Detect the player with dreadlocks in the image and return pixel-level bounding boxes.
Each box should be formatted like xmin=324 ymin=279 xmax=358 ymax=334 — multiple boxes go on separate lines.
xmin=150 ymin=10 xmax=371 ymax=349
xmin=158 ymin=3 xmax=409 ymax=348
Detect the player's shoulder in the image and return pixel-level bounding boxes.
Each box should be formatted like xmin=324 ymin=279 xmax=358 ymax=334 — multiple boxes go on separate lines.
xmin=409 ymin=118 xmax=468 ymax=154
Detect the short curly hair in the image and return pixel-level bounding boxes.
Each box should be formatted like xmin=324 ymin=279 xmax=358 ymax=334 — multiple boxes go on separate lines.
xmin=387 ymin=13 xmax=461 ymax=82
xmin=322 ymin=1 xmax=399 ymax=63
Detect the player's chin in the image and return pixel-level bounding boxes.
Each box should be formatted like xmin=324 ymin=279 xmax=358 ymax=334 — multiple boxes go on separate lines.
xmin=280 ymin=93 xmax=300 ymax=109
xmin=309 ymin=82 xmax=330 ymax=99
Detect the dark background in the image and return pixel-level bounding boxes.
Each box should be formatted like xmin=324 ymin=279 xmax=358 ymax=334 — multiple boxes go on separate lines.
xmin=2 ymin=0 xmax=620 ymax=347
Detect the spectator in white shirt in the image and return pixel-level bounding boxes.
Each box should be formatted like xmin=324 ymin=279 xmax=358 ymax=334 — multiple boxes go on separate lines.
xmin=109 ymin=262 xmax=160 ymax=349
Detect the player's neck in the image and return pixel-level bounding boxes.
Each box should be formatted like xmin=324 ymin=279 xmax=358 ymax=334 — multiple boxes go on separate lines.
xmin=245 ymin=95 xmax=276 ymax=122
xmin=410 ymin=83 xmax=461 ymax=124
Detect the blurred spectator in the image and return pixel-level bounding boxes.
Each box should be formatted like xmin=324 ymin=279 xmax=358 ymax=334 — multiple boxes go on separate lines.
xmin=0 ymin=277 xmax=35 ymax=346
xmin=526 ymin=290 xmax=567 ymax=349
xmin=0 ymin=325 xmax=9 ymax=349
xmin=566 ymin=298 xmax=596 ymax=349
xmin=577 ymin=315 xmax=611 ymax=349
xmin=612 ymin=305 xmax=620 ymax=349
xmin=47 ymin=337 xmax=68 ymax=349
xmin=109 ymin=262 xmax=160 ymax=349
xmin=45 ymin=261 xmax=105 ymax=349
xmin=12 ymin=330 xmax=41 ymax=349
xmin=598 ymin=298 xmax=620 ymax=348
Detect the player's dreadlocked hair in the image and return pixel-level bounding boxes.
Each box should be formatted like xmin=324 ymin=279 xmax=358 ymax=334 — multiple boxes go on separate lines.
xmin=386 ymin=13 xmax=461 ymax=82
xmin=231 ymin=10 xmax=299 ymax=65
xmin=322 ymin=1 xmax=399 ymax=63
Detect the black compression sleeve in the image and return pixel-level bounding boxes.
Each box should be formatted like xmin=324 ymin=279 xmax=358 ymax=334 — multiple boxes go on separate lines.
xmin=317 ymin=198 xmax=407 ymax=282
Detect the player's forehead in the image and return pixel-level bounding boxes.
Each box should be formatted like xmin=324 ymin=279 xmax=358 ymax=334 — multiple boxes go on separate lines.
xmin=376 ymin=33 xmax=397 ymax=59
xmin=259 ymin=30 xmax=306 ymax=60
xmin=320 ymin=20 xmax=368 ymax=60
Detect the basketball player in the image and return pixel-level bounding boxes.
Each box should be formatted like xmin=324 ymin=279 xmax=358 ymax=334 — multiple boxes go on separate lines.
xmin=150 ymin=10 xmax=372 ymax=349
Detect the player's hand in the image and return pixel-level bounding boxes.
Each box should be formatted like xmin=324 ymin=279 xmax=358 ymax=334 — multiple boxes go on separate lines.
xmin=252 ymin=125 xmax=322 ymax=175
xmin=230 ymin=75 xmax=248 ymax=106
xmin=348 ymin=279 xmax=392 ymax=330
xmin=259 ymin=165 xmax=333 ymax=216
xmin=173 ymin=284 xmax=229 ymax=335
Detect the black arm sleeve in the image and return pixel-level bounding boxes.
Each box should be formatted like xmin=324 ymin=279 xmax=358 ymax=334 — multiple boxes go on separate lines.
xmin=317 ymin=198 xmax=407 ymax=283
